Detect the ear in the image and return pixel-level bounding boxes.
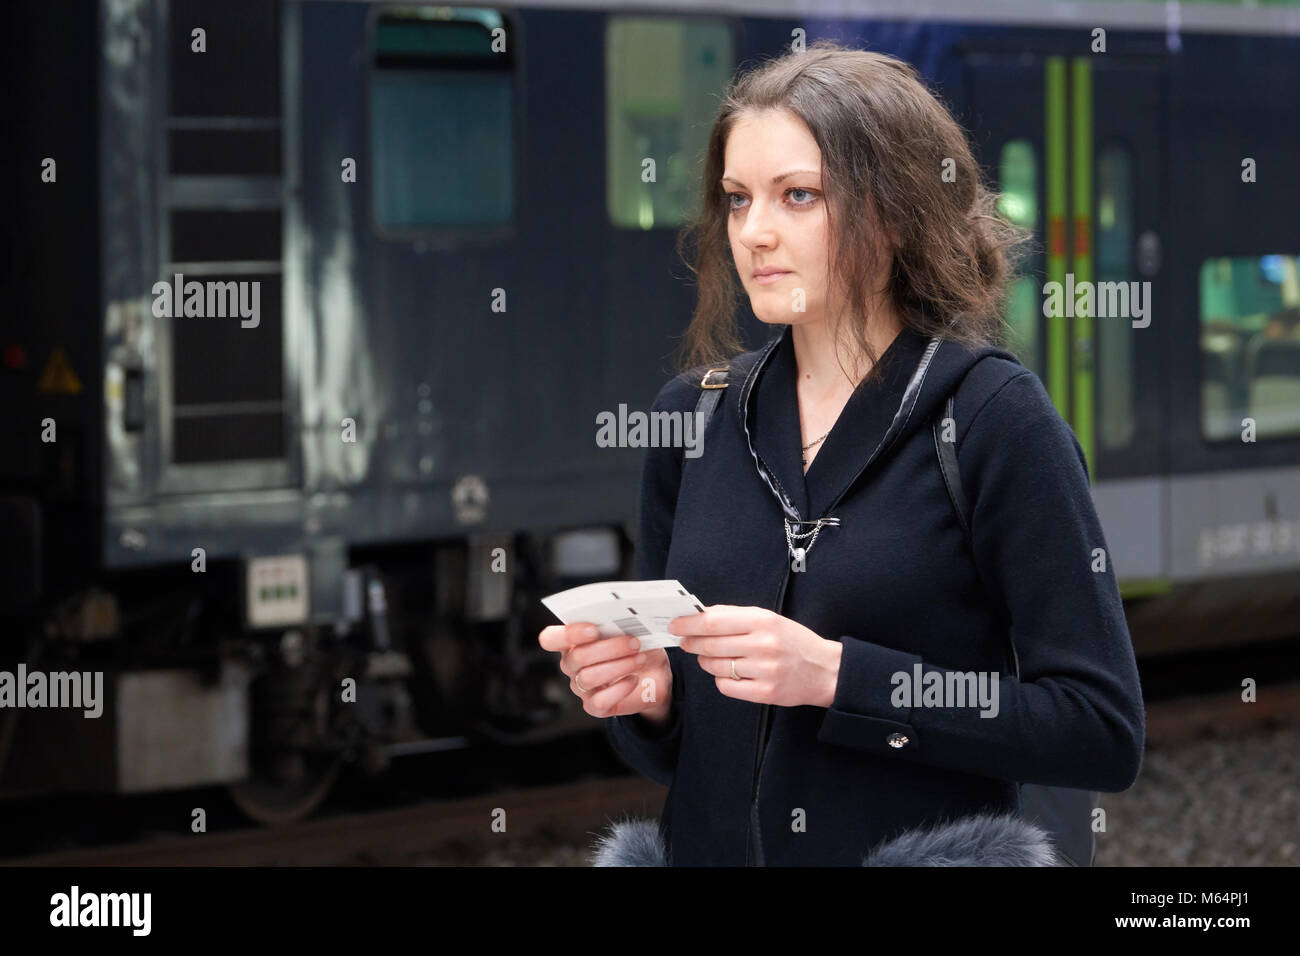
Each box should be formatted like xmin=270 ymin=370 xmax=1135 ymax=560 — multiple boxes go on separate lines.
xmin=869 ymin=229 xmax=899 ymax=267
xmin=861 ymin=192 xmax=901 ymax=254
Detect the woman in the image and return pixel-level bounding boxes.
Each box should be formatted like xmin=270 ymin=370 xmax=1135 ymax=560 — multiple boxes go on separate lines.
xmin=538 ymin=42 xmax=1144 ymax=866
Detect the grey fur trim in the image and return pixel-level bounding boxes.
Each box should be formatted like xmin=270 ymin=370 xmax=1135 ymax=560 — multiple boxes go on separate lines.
xmin=590 ymin=816 xmax=668 ymax=867
xmin=862 ymin=812 xmax=1059 ymax=866
xmin=589 ymin=812 xmax=1059 ymax=866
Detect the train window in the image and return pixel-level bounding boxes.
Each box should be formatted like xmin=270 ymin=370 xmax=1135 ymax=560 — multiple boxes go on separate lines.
xmin=370 ymin=9 xmax=514 ymax=230
xmin=1200 ymin=255 xmax=1300 ymax=441
xmin=606 ymin=16 xmax=733 ymax=229
xmin=1096 ymin=145 xmax=1136 ymax=449
xmin=996 ymin=140 xmax=1040 ymax=376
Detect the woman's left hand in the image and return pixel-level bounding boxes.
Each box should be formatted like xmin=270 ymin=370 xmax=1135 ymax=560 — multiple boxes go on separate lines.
xmin=669 ymin=605 xmax=842 ymax=708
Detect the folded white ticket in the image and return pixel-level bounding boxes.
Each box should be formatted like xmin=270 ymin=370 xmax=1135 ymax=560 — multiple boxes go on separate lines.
xmin=541 ymin=579 xmax=707 ymax=650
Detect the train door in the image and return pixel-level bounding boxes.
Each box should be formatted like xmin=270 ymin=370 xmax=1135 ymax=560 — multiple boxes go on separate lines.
xmin=152 ymin=0 xmax=292 ymax=496
xmin=963 ymin=51 xmax=1169 ymax=590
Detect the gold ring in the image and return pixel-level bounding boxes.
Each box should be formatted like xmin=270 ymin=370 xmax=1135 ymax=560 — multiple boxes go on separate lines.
xmin=575 ymin=673 xmax=587 ymax=693
xmin=730 ymin=659 xmax=740 ymax=680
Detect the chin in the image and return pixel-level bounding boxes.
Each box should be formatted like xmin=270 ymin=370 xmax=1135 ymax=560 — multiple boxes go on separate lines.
xmin=753 ymin=311 xmax=817 ymax=328
xmin=749 ymin=300 xmax=792 ymax=325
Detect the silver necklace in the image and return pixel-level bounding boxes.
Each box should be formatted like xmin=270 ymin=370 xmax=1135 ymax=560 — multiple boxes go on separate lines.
xmin=801 ymin=430 xmax=830 ymax=465
xmin=784 ymin=515 xmax=841 ymax=564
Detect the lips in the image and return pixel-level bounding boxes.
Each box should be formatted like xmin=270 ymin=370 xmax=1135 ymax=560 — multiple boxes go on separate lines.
xmin=752 ymin=270 xmax=791 ymax=285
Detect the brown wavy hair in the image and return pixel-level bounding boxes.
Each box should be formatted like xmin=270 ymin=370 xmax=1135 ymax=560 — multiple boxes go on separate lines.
xmin=673 ymin=41 xmax=1030 ymax=385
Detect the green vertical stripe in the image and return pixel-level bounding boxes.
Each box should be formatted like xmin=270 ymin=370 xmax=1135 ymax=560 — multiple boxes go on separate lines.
xmin=1045 ymin=57 xmax=1069 ymax=420
xmin=1071 ymin=57 xmax=1094 ymax=480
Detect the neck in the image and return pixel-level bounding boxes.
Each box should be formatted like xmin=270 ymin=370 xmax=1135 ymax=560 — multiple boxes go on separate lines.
xmin=790 ymin=305 xmax=903 ymax=398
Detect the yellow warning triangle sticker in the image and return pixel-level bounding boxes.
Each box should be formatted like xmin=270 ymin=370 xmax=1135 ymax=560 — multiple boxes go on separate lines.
xmin=37 ymin=346 xmax=84 ymax=395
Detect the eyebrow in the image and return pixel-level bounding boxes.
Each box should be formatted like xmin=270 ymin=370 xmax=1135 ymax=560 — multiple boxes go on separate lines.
xmin=720 ymin=169 xmax=820 ymax=187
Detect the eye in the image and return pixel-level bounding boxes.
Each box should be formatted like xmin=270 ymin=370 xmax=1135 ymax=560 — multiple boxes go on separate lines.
xmin=725 ymin=187 xmax=820 ymax=214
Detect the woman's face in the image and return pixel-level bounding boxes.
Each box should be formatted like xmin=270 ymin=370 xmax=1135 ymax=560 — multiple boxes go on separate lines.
xmin=723 ymin=109 xmax=835 ymax=328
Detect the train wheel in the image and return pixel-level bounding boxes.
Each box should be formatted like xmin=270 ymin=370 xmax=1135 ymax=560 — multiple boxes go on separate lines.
xmin=227 ymin=753 xmax=343 ymax=826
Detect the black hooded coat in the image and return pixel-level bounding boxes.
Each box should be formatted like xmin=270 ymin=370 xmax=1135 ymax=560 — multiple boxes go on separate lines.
xmin=605 ymin=322 xmax=1145 ymax=866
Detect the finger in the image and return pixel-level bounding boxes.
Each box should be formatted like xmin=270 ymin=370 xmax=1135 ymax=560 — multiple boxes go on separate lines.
xmin=581 ymin=673 xmax=641 ymax=716
xmin=538 ymin=624 xmax=571 ymax=652
xmin=695 ymin=654 xmax=719 ymax=679
xmin=713 ymin=675 xmax=767 ymax=704
xmin=565 ymin=623 xmax=606 ymax=647
xmin=568 ymin=633 xmax=643 ymax=671
xmin=668 ymin=606 xmax=764 ymax=638
xmin=678 ymin=634 xmax=759 ymax=657
xmin=573 ymin=650 xmax=649 ymax=691
xmin=701 ymin=654 xmax=771 ymax=680
xmin=559 ymin=642 xmax=618 ymax=681
xmin=694 ymin=654 xmax=745 ymax=680
xmin=540 ymin=623 xmax=606 ymax=653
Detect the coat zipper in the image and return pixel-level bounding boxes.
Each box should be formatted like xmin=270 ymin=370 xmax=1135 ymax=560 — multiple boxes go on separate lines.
xmin=745 ymin=477 xmax=855 ymax=866
xmin=744 ymin=377 xmax=936 ymax=864
xmin=741 ymin=334 xmax=943 ymax=865
xmin=746 ymin=566 xmax=791 ymax=866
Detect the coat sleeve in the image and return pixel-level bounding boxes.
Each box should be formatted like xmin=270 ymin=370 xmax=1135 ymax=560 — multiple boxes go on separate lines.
xmin=604 ymin=375 xmax=695 ymax=787
xmin=815 ymin=369 xmax=1146 ymax=793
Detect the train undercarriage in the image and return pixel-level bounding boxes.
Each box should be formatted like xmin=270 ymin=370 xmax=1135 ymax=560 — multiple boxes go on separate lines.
xmin=0 ymin=527 xmax=629 ymax=824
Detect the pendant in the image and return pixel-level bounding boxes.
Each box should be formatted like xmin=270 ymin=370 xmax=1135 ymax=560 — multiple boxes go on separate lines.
xmin=792 ymin=546 xmax=806 ymax=564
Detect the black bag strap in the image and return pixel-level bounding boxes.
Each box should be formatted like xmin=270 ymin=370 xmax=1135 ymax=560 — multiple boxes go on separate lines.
xmin=687 ymin=350 xmax=766 ymax=462
xmin=932 ymin=394 xmax=1013 ymax=668
xmin=692 ymin=365 xmax=731 ymax=436
xmin=933 ymin=396 xmax=971 ymax=536
xmin=931 ymin=385 xmax=1097 ymax=868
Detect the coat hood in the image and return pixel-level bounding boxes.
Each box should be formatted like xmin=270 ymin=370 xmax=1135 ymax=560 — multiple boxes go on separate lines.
xmin=730 ymin=322 xmax=1022 ymax=526
xmin=591 ymin=813 xmax=1062 ymax=866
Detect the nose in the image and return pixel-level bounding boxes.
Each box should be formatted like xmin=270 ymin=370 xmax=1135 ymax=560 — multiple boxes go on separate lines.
xmin=737 ymin=196 xmax=778 ymax=253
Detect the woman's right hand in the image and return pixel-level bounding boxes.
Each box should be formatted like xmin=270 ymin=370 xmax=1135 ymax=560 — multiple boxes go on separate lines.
xmin=538 ymin=623 xmax=673 ymax=723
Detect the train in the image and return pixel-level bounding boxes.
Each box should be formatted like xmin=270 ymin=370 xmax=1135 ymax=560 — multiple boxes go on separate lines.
xmin=2 ymin=0 xmax=1298 ymax=822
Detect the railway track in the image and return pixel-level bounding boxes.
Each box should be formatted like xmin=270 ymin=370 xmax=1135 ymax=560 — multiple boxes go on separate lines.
xmin=7 ymin=675 xmax=1298 ymax=868
xmin=7 ymin=775 xmax=667 ymax=867
xmin=1143 ymin=679 xmax=1300 ymax=745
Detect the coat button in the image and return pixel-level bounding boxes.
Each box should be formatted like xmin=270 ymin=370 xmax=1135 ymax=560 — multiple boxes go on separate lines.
xmin=886 ymin=732 xmax=909 ymax=749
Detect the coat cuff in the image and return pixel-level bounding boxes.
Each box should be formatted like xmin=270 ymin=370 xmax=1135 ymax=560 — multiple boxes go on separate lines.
xmin=816 ymin=635 xmax=922 ymax=757
xmin=620 ymin=707 xmax=681 ymax=741
xmin=606 ymin=705 xmax=683 ymax=787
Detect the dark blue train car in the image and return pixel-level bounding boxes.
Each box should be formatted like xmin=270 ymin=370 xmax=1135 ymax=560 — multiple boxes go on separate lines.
xmin=2 ymin=0 xmax=1298 ymax=819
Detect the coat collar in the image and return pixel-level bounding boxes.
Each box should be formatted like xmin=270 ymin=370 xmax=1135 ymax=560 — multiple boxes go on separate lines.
xmin=733 ymin=322 xmax=939 ymax=525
